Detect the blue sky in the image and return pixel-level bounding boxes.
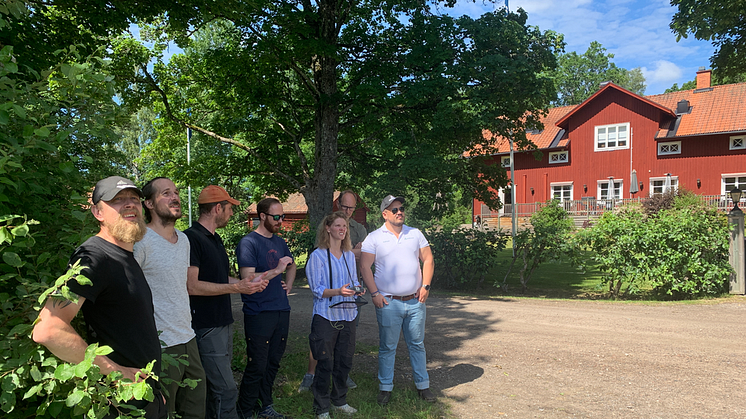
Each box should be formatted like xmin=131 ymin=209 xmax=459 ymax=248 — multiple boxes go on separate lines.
xmin=154 ymin=0 xmax=714 ymax=96
xmin=446 ymin=0 xmax=715 ymax=95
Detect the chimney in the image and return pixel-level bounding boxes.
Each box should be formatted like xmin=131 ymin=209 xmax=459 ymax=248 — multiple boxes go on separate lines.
xmin=696 ymin=68 xmax=711 ymax=89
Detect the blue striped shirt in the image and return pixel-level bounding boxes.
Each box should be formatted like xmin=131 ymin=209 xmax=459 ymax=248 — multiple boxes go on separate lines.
xmin=307 ymin=248 xmax=359 ymax=321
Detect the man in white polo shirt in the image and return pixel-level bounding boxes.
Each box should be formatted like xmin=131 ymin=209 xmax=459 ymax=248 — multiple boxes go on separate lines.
xmin=360 ymin=195 xmax=436 ymax=406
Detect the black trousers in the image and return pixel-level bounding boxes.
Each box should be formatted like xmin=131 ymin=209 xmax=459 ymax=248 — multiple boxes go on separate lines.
xmin=309 ymin=314 xmax=357 ymax=415
xmin=237 ymin=310 xmax=289 ymax=417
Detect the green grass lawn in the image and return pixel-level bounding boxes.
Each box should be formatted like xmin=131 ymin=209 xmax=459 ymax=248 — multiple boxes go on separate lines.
xmin=233 ymin=331 xmax=449 ymax=419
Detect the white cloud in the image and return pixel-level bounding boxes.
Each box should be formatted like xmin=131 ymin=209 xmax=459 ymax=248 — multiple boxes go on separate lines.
xmin=641 ymin=60 xmax=683 ymax=84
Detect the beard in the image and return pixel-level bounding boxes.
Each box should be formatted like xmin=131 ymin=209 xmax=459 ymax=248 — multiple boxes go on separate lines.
xmin=109 ymin=213 xmax=147 ymax=243
xmin=154 ymin=200 xmax=181 ymax=226
xmin=263 ymin=217 xmax=280 ymax=233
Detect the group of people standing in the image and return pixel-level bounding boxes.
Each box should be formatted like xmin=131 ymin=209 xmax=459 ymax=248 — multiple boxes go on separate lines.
xmin=32 ymin=175 xmax=435 ymax=419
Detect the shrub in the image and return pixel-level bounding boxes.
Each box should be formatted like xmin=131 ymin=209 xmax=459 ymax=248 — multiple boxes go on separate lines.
xmin=578 ymin=194 xmax=730 ymax=299
xmin=427 ymin=227 xmax=507 ymax=289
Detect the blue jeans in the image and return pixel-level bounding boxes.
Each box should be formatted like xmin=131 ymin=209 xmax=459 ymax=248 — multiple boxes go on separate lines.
xmin=375 ymin=297 xmax=429 ymax=391
xmin=194 ymin=326 xmax=238 ymax=419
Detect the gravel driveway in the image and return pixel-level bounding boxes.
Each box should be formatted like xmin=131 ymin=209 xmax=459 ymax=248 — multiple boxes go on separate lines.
xmin=235 ymin=289 xmax=746 ymax=418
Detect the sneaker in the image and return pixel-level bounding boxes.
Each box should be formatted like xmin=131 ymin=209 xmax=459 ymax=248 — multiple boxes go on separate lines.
xmin=257 ymin=405 xmax=287 ymax=419
xmin=346 ymin=376 xmax=357 ymax=390
xmin=299 ymin=373 xmax=314 ymax=393
xmin=331 ymin=404 xmax=358 ymax=415
xmin=317 ymin=413 xmax=330 ymax=419
xmin=377 ymin=390 xmax=392 ymax=406
xmin=418 ymin=388 xmax=437 ymax=402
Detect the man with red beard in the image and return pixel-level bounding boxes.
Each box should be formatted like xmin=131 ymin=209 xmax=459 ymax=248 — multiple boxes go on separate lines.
xmin=33 ymin=176 xmax=166 ymax=419
xmin=235 ymin=197 xmax=295 ymax=419
xmin=184 ymin=186 xmax=275 ymax=419
xmin=134 ymin=177 xmax=207 ymax=419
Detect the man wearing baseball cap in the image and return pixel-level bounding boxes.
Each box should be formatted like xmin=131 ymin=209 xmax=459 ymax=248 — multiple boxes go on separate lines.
xmin=33 ymin=176 xmax=167 ymax=418
xmin=184 ymin=185 xmax=270 ymax=419
xmin=360 ymin=195 xmax=436 ymax=406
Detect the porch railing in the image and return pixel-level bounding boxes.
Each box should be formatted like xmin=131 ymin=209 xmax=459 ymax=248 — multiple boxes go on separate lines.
xmin=480 ymin=195 xmax=740 ymax=220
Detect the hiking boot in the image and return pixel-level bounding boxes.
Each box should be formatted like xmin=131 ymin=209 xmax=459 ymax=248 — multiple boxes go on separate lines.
xmin=299 ymin=373 xmax=314 ymax=393
xmin=346 ymin=376 xmax=357 ymax=389
xmin=331 ymin=404 xmax=358 ymax=415
xmin=256 ymin=405 xmax=287 ymax=419
xmin=377 ymin=390 xmax=392 ymax=405
xmin=418 ymin=388 xmax=436 ymax=402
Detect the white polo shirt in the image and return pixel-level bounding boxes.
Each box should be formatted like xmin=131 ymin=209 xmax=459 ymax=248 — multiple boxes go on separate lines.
xmin=361 ymin=224 xmax=429 ymax=296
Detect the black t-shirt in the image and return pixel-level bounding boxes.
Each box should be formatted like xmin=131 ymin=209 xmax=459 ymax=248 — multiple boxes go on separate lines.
xmin=183 ymin=222 xmax=233 ymax=330
xmin=67 ymin=236 xmax=161 ymax=379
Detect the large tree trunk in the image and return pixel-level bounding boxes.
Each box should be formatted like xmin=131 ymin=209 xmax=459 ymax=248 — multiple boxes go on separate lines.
xmin=303 ymin=1 xmax=340 ymax=229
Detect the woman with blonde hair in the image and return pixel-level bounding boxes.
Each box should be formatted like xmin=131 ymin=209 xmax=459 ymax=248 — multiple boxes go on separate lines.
xmin=306 ymin=211 xmax=365 ymax=418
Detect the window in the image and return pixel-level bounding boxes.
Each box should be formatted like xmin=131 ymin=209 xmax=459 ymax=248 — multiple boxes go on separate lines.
xmin=597 ymin=180 xmax=623 ymax=200
xmin=501 ymin=156 xmax=511 ymax=168
xmin=551 ymin=183 xmax=573 ymax=202
xmin=549 ymin=151 xmax=569 ymax=164
xmin=595 ymin=123 xmax=630 ymax=151
xmin=658 ymin=141 xmax=681 ymax=155
xmin=722 ymin=174 xmax=746 ymax=197
xmin=650 ymin=176 xmax=679 ymax=195
xmin=730 ymin=135 xmax=746 ymax=150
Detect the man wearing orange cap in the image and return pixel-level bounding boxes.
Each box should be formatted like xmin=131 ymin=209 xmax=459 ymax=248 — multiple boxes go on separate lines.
xmin=184 ymin=186 xmax=278 ymax=419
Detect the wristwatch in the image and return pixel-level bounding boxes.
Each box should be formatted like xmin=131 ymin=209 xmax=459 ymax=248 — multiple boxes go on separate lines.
xmin=422 ymin=284 xmax=430 ymax=291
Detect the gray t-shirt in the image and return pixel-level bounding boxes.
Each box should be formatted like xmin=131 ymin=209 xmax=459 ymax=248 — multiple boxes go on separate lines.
xmin=134 ymin=228 xmax=195 ymax=347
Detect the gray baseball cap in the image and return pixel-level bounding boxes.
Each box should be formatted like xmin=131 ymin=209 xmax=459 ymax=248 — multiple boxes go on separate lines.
xmin=92 ymin=176 xmax=143 ymax=204
xmin=380 ymin=195 xmax=405 ymax=213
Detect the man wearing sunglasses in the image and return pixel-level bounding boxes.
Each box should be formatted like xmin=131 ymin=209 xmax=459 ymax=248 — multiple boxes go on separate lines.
xmin=236 ymin=197 xmax=296 ymax=419
xmin=360 ymin=195 xmax=436 ymax=406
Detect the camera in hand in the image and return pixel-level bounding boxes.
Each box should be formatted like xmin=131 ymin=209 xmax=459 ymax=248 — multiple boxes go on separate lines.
xmin=348 ymin=285 xmax=364 ymax=294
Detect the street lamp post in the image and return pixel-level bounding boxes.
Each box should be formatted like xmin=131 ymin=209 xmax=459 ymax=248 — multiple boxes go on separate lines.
xmin=728 ymin=187 xmax=744 ymax=294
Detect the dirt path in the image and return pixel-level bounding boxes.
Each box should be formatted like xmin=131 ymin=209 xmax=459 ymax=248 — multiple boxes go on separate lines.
xmin=236 ymin=290 xmax=746 ymax=418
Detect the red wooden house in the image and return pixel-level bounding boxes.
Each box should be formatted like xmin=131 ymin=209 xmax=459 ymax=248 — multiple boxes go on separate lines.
xmin=473 ymin=69 xmax=746 ymax=227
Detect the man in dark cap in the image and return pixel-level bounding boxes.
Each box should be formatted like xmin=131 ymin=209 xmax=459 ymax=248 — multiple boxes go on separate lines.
xmin=360 ymin=195 xmax=436 ymax=406
xmin=33 ymin=176 xmax=167 ymax=418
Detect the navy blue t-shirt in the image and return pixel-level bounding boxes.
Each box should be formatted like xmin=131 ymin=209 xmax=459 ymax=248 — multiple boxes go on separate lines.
xmin=236 ymin=231 xmax=293 ymax=315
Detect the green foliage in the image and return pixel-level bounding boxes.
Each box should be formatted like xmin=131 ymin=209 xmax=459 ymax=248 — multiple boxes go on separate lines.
xmin=671 ymin=0 xmax=746 ymax=79
xmin=501 ymin=200 xmax=578 ymax=292
xmin=427 ymin=228 xmax=507 ymax=289
xmin=111 ymin=3 xmax=563 ymax=229
xmin=578 ymin=195 xmax=730 ymax=299
xmin=280 ymin=219 xmax=316 ymax=265
xmin=664 ymin=79 xmax=697 ymax=93
xmin=552 ymin=41 xmax=646 ymax=105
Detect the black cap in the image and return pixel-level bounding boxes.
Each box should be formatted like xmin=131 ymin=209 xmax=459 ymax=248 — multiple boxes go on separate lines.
xmin=380 ymin=195 xmax=405 ymax=213
xmin=92 ymin=176 xmax=143 ymax=204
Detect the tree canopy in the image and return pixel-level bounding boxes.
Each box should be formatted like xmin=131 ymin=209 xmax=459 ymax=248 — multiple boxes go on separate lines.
xmin=670 ymin=0 xmax=746 ymax=79
xmin=111 ymin=1 xmax=563 ymax=226
xmin=552 ymin=41 xmax=646 ymax=106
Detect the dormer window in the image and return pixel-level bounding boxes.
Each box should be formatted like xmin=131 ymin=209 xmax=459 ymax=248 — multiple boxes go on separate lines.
xmin=731 ymin=135 xmax=745 ymax=150
xmin=658 ymin=141 xmax=681 ymax=155
xmin=595 ymin=123 xmax=630 ymax=151
xmin=549 ymin=151 xmax=569 ymax=164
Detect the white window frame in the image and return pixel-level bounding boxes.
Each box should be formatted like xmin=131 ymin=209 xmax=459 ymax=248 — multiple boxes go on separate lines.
xmin=549 ymin=150 xmax=569 ymax=164
xmin=597 ymin=180 xmax=623 ymax=200
xmin=722 ymin=173 xmax=746 ymax=199
xmin=658 ymin=141 xmax=681 ymax=155
xmin=595 ymin=122 xmax=630 ymax=152
xmin=730 ymin=135 xmax=746 ymax=150
xmin=650 ymin=176 xmax=679 ymax=195
xmin=501 ymin=155 xmax=511 ymax=168
xmin=550 ymin=182 xmax=573 ymax=203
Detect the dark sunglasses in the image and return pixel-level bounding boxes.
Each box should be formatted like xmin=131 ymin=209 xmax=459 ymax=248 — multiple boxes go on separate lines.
xmin=388 ymin=206 xmax=405 ymax=215
xmin=265 ymin=213 xmax=285 ymax=221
